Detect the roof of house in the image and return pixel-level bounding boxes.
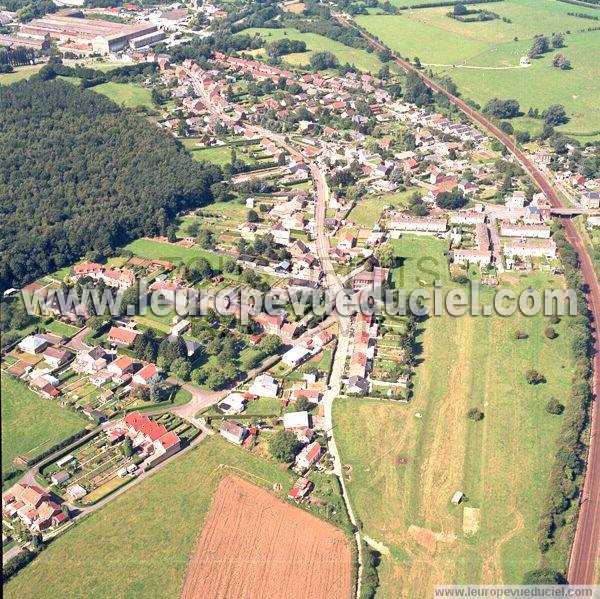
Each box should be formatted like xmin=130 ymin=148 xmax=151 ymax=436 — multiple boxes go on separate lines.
xmin=135 ymin=363 xmax=158 ymax=381
xmin=110 ymin=355 xmax=133 ymax=372
xmin=107 ymin=327 xmax=138 ymax=345
xmin=283 ymin=411 xmax=310 ymax=430
xmin=298 ymin=441 xmax=321 ymax=463
xmin=220 ymin=420 xmax=246 ymax=439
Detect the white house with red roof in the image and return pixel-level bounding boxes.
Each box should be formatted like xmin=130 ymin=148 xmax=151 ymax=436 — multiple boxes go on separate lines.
xmin=122 ymin=411 xmax=181 ymax=467
xmin=295 ymin=441 xmax=322 ymax=471
xmin=132 ymin=363 xmax=159 ymax=386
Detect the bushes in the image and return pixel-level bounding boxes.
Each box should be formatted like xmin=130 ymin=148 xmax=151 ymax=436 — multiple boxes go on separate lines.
xmin=360 ymin=542 xmax=381 ymax=599
xmin=467 ymin=408 xmax=484 ymax=421
xmin=536 ymin=222 xmax=593 ymax=555
xmin=525 ymin=369 xmax=546 ymax=385
xmin=546 ymin=399 xmax=565 ymax=415
xmin=2 ymin=548 xmax=40 ymax=582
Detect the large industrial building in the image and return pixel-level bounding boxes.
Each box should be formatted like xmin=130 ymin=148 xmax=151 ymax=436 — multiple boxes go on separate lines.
xmin=19 ymin=14 xmax=165 ymax=55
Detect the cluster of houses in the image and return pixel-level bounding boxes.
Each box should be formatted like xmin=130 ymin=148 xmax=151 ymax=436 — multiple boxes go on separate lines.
xmin=219 ymin=408 xmax=322 ymax=473
xmin=105 ymin=411 xmax=182 ymax=469
xmin=11 ymin=327 xmax=162 ymax=422
xmin=2 ymin=484 xmax=69 ymax=535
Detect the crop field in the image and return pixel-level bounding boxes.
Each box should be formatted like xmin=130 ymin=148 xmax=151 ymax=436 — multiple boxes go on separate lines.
xmin=333 ymin=237 xmax=576 ymax=596
xmin=1 ymin=374 xmax=86 ymax=471
xmin=91 ymin=82 xmax=154 ymax=109
xmin=356 ymin=0 xmax=600 ymax=137
xmin=4 ymin=436 xmax=351 ymax=598
xmin=241 ymin=26 xmax=384 ymax=72
xmin=181 ymin=476 xmax=352 ymax=599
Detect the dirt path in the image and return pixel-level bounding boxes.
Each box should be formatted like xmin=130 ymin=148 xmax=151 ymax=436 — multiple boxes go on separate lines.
xmin=481 ymin=510 xmax=525 ymax=584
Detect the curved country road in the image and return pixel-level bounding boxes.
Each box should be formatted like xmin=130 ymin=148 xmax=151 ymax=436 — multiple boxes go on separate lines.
xmin=335 ymin=13 xmax=600 ymax=584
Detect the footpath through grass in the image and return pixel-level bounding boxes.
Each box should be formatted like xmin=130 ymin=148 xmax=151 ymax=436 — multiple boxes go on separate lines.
xmin=333 ymin=237 xmax=576 ymax=596
xmin=1 ymin=374 xmax=87 ymax=472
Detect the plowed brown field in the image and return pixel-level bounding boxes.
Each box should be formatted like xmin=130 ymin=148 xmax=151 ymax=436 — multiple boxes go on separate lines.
xmin=180 ymin=475 xmax=353 ymax=599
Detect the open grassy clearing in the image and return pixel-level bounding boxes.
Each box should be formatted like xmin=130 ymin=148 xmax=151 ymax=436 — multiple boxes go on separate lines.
xmin=4 ymin=436 xmax=344 ymax=598
xmin=123 ymin=238 xmax=226 ymax=270
xmin=356 ymin=1 xmax=600 ymax=137
xmin=44 ymin=319 xmax=80 ymax=338
xmin=90 ymin=81 xmax=154 ymax=109
xmin=348 ymin=188 xmax=417 ymax=228
xmin=182 ymin=142 xmax=234 ymax=166
xmin=1 ymin=374 xmax=87 ymax=471
xmin=0 ymin=64 xmax=42 ymax=85
xmin=241 ymin=26 xmax=384 ymax=72
xmin=333 ymin=237 xmax=575 ymax=596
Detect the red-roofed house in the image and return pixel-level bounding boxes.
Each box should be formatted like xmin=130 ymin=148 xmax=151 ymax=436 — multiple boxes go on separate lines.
xmin=107 ymin=327 xmax=139 ymax=347
xmin=295 ymin=441 xmax=322 ymax=471
xmin=133 ymin=363 xmax=159 ymax=386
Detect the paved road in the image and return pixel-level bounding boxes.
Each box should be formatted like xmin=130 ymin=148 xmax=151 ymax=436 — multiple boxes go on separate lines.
xmin=311 ymin=162 xmax=363 ymax=595
xmin=335 ymin=12 xmax=600 ymax=584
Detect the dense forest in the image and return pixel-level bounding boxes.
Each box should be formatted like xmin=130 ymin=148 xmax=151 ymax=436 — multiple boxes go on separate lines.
xmin=0 ymin=79 xmax=221 ymax=289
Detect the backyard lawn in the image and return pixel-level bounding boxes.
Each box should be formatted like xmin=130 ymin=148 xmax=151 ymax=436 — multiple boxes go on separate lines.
xmin=348 ymin=188 xmax=417 ymax=228
xmin=1 ymin=374 xmax=87 ymax=471
xmin=333 ymin=236 xmax=576 ymax=595
xmin=124 ymin=238 xmax=226 ymax=270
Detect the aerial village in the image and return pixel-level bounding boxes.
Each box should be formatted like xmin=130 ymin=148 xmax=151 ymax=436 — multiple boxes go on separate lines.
xmin=2 ymin=1 xmax=600 ymax=562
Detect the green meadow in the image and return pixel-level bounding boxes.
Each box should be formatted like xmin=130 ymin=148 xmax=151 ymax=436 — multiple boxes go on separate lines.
xmin=333 ymin=236 xmax=576 ymax=596
xmin=91 ymin=82 xmax=154 ymax=109
xmin=1 ymin=374 xmax=86 ymax=471
xmin=4 ymin=436 xmax=348 ymax=598
xmin=124 ymin=238 xmax=225 ymax=270
xmin=356 ymin=0 xmax=600 ymax=137
xmin=241 ymin=26 xmax=384 ymax=72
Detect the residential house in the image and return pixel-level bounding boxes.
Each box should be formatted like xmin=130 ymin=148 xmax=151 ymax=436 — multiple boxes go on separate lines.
xmin=107 ymin=326 xmax=139 ymax=347
xmin=295 ymin=441 xmax=321 ymax=471
xmin=18 ymin=335 xmax=49 ymax=354
xmin=218 ymin=392 xmax=246 ymax=415
xmin=219 ymin=420 xmax=248 ymax=445
xmin=249 ymin=373 xmax=280 ymax=398
xmin=132 ymin=363 xmax=159 ymax=386
xmin=107 ymin=355 xmax=134 ymax=379
xmin=283 ymin=411 xmax=310 ymax=431
xmin=43 ymin=347 xmax=72 ymax=368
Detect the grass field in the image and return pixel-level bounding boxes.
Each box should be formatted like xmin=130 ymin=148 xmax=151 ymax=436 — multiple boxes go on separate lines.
xmin=182 ymin=142 xmax=234 ymax=166
xmin=0 ymin=65 xmax=42 ymax=85
xmin=4 ymin=436 xmax=337 ymax=597
xmin=333 ymin=236 xmax=575 ymax=595
xmin=90 ymin=82 xmax=154 ymax=109
xmin=1 ymin=374 xmax=87 ymax=471
xmin=124 ymin=238 xmax=226 ymax=270
xmin=241 ymin=26 xmax=384 ymax=72
xmin=356 ymin=0 xmax=600 ymax=137
xmin=44 ymin=320 xmax=80 ymax=338
xmin=349 ymin=188 xmax=417 ymax=228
